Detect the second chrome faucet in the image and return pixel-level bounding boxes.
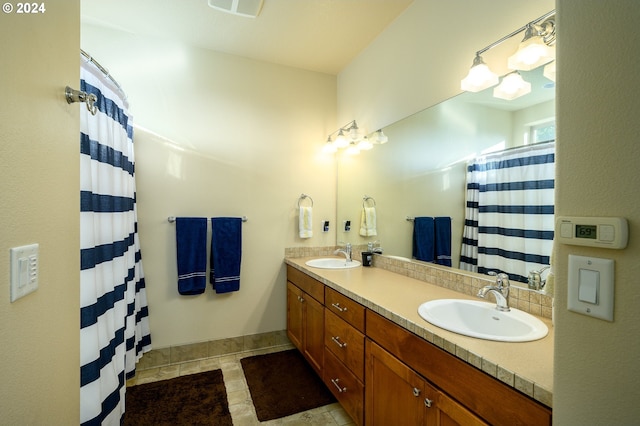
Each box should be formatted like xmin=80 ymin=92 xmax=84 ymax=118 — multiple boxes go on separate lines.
xmin=334 ymin=242 xmax=352 ymax=262
xmin=478 ymin=271 xmax=511 ymax=312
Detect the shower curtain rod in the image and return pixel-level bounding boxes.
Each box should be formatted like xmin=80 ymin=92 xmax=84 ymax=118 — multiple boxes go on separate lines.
xmin=80 ymin=49 xmax=127 ymax=100
xmin=65 ymin=50 xmax=127 ymax=116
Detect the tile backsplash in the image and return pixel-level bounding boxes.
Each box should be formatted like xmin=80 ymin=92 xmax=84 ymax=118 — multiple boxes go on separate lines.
xmin=285 ymin=246 xmax=553 ymax=319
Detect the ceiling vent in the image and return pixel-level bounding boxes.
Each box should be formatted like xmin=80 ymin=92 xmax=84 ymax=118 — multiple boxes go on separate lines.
xmin=208 ymin=0 xmax=264 ymax=18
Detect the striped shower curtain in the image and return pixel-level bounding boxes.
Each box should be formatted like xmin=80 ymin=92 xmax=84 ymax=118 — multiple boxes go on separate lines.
xmin=459 ymin=142 xmax=555 ymax=283
xmin=79 ymin=56 xmax=152 ymax=425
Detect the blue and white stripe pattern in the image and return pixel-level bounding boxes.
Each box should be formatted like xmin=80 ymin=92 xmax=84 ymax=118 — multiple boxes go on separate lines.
xmin=79 ymin=56 xmax=151 ymax=425
xmin=459 ymin=143 xmax=555 ymax=283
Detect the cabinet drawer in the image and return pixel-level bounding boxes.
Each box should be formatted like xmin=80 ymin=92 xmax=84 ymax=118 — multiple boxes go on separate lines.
xmin=287 ymin=265 xmax=324 ymax=303
xmin=324 ymin=349 xmax=364 ymax=426
xmin=325 ymin=287 xmax=365 ymax=332
xmin=325 ymin=310 xmax=365 ymax=381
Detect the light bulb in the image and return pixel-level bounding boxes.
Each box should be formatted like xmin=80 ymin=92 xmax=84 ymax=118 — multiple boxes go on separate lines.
xmin=322 ymin=136 xmax=337 ymax=154
xmin=334 ymin=129 xmax=349 ymax=148
xmin=345 ymin=141 xmax=360 ymax=155
xmin=461 ymin=55 xmax=499 ymax=92
xmin=358 ymin=136 xmax=373 ymax=151
xmin=493 ymin=72 xmax=531 ymax=100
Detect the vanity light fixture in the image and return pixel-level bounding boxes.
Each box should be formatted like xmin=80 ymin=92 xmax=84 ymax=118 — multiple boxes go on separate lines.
xmin=460 ymin=54 xmax=499 ymax=92
xmin=322 ymin=136 xmax=338 ymax=154
xmin=323 ymin=120 xmax=389 ymax=154
xmin=493 ymin=71 xmax=531 ymax=100
xmin=334 ymin=128 xmax=349 ymax=148
xmin=345 ymin=141 xmax=361 ymax=156
xmin=357 ymin=136 xmax=373 ymax=151
xmin=373 ymin=129 xmax=388 ymax=144
xmin=460 ymin=10 xmax=556 ymax=97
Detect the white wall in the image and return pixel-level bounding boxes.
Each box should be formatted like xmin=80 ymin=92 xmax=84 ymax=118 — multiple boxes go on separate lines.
xmin=0 ymin=1 xmax=80 ymax=423
xmin=82 ymin=25 xmax=337 ymax=347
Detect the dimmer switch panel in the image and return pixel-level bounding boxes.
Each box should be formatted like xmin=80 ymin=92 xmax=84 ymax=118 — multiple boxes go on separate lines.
xmin=568 ymin=255 xmax=614 ymax=321
xmin=10 ymin=243 xmax=39 ymax=302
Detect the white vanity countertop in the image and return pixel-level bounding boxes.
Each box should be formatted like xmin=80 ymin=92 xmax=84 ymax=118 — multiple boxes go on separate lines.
xmin=285 ymin=257 xmax=554 ymax=408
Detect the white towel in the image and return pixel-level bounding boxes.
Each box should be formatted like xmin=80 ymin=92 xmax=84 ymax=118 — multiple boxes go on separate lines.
xmin=299 ymin=206 xmax=313 ymax=238
xmin=359 ymin=207 xmax=377 ymax=237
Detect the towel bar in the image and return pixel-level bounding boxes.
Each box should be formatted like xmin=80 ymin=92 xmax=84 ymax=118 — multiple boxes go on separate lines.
xmin=363 ymin=195 xmax=376 ymax=208
xmin=168 ymin=216 xmax=248 ymax=223
xmin=297 ymin=193 xmax=313 ymax=208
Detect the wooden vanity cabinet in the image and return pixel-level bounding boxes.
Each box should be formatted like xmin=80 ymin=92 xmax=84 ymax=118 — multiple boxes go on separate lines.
xmin=366 ymin=310 xmax=552 ymax=426
xmin=286 ymin=265 xmax=551 ymax=426
xmin=366 ymin=340 xmax=486 ymax=426
xmin=286 ymin=266 xmax=325 ymax=375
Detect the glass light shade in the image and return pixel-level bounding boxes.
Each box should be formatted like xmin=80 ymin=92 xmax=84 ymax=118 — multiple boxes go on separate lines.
xmin=461 ymin=55 xmax=499 ymax=92
xmin=493 ymin=72 xmax=531 ymax=100
xmin=322 ymin=137 xmax=337 ymax=154
xmin=374 ymin=129 xmax=388 ymax=144
xmin=349 ymin=123 xmax=361 ymax=141
xmin=334 ymin=129 xmax=349 ymax=148
xmin=357 ymin=136 xmax=373 ymax=151
xmin=508 ymin=33 xmax=555 ymax=71
xmin=543 ymin=61 xmax=556 ymax=82
xmin=345 ymin=141 xmax=360 ymax=155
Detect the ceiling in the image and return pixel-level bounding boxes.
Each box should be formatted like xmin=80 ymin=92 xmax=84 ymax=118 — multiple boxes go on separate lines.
xmin=81 ymin=0 xmax=414 ymax=75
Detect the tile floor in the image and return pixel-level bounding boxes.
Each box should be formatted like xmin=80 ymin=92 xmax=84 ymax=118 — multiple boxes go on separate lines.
xmin=128 ymin=343 xmax=356 ymax=425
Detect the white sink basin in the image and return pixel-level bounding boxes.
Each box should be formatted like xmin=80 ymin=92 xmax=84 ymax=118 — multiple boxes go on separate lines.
xmin=417 ymin=299 xmax=548 ymax=342
xmin=305 ymin=258 xmax=361 ymax=269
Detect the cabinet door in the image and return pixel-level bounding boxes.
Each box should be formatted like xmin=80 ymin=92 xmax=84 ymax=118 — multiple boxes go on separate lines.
xmin=286 ymin=282 xmax=304 ymax=351
xmin=366 ymin=340 xmax=426 ymax=426
xmin=419 ymin=381 xmax=487 ymax=426
xmin=304 ymin=291 xmax=325 ymax=374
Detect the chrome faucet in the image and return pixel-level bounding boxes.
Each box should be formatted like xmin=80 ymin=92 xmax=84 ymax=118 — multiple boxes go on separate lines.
xmin=334 ymin=243 xmax=352 ymax=262
xmin=367 ymin=241 xmax=383 ymax=254
xmin=478 ymin=271 xmax=511 ymax=312
xmin=527 ymin=266 xmax=550 ymax=291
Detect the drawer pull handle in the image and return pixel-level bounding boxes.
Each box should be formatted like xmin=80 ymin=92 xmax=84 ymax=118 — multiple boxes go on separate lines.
xmin=331 ymin=336 xmax=347 ymax=348
xmin=331 ymin=378 xmax=347 ymax=393
xmin=298 ymin=296 xmax=304 ymax=303
xmin=331 ymin=302 xmax=348 ymax=313
xmin=413 ymin=387 xmax=421 ymax=397
xmin=424 ymin=398 xmax=433 ymax=408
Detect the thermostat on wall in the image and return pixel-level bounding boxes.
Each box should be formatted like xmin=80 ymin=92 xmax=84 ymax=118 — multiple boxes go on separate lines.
xmin=556 ymin=216 xmax=628 ymax=249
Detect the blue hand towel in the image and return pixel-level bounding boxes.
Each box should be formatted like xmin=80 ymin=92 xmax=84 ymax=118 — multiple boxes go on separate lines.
xmin=434 ymin=216 xmax=452 ymax=267
xmin=175 ymin=217 xmax=207 ymax=295
xmin=412 ymin=217 xmax=435 ymax=262
xmin=210 ymin=217 xmax=242 ymax=294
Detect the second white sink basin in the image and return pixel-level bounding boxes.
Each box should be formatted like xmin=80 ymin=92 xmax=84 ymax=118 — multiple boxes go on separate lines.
xmin=418 ymin=299 xmax=548 ymax=342
xmin=305 ymin=258 xmax=361 ymax=269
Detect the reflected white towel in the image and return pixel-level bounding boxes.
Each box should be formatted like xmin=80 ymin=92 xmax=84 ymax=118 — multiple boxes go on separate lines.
xmin=299 ymin=206 xmax=313 ymax=238
xmin=359 ymin=207 xmax=377 ymax=236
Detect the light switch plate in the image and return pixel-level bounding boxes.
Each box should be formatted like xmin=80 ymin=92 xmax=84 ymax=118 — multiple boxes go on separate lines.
xmin=10 ymin=244 xmax=39 ymax=302
xmin=568 ymin=255 xmax=614 ymax=321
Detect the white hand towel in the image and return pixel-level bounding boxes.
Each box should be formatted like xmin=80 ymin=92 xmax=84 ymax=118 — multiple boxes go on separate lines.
xmin=299 ymin=206 xmax=313 ymax=238
xmin=359 ymin=207 xmax=377 ymax=236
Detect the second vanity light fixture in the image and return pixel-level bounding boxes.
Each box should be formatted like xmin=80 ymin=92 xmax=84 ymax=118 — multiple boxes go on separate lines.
xmin=461 ymin=10 xmax=556 ymax=100
xmin=322 ymin=120 xmax=388 ymax=155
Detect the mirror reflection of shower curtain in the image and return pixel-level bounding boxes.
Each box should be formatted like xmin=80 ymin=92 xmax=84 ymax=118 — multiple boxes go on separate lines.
xmin=459 ymin=142 xmax=555 ymax=284
xmin=78 ymin=55 xmax=152 ymax=425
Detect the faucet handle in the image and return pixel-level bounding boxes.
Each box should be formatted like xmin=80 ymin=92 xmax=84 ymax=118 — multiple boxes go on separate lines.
xmin=496 ymin=273 xmax=510 ymax=286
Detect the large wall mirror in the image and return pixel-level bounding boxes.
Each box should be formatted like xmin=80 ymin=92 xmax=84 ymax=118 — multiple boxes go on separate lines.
xmin=337 ymin=66 xmax=555 ymax=275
